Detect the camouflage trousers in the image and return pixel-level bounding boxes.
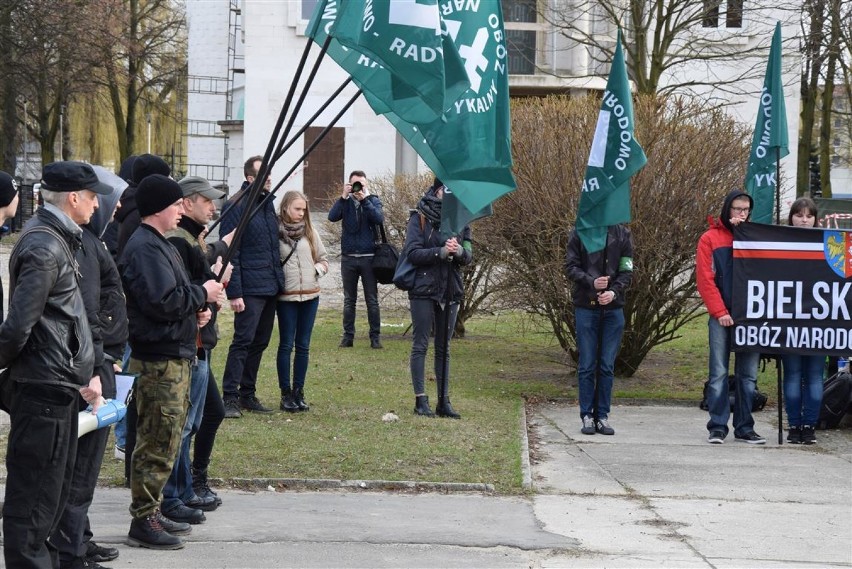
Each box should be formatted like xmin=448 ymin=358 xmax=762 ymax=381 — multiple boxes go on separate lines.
xmin=128 ymin=358 xmax=190 ymax=519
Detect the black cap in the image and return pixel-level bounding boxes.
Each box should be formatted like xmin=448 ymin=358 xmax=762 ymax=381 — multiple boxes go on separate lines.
xmin=41 ymin=161 xmax=112 ymax=195
xmin=0 ymin=171 xmax=17 ymax=208
xmin=132 ymin=154 xmax=171 ymax=184
xmin=136 ymin=174 xmax=184 ymax=217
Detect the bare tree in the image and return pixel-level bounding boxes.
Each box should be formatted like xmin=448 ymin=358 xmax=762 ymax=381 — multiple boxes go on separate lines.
xmin=797 ymin=0 xmax=827 ymax=195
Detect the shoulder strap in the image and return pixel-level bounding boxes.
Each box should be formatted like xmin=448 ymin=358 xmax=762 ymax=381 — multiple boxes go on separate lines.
xmin=377 ymin=223 xmax=389 ymax=244
xmin=280 ymin=239 xmax=299 ymax=267
xmin=10 ymin=226 xmax=80 ymax=286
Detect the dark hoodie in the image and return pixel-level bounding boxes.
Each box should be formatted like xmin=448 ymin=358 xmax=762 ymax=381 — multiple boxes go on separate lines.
xmin=696 ymin=189 xmax=754 ymax=319
xmin=116 ymin=154 xmax=170 ymax=256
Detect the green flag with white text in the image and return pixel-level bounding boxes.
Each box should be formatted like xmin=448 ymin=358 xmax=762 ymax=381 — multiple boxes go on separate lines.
xmin=576 ymin=29 xmax=646 ymax=253
xmin=745 ymin=22 xmax=789 ymax=225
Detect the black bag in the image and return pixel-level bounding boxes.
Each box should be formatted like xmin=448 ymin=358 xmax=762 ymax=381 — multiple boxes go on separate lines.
xmin=372 ymin=224 xmax=399 ymax=285
xmin=0 ymin=368 xmax=13 ymax=413
xmin=817 ymin=370 xmax=852 ymax=429
xmin=700 ymin=375 xmax=767 ymax=413
xmin=392 ymin=244 xmax=416 ymax=291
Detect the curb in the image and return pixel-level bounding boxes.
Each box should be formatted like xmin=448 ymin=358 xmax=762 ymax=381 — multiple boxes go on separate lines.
xmin=220 ymin=477 xmax=495 ymax=493
xmin=519 ymin=403 xmax=532 ymax=489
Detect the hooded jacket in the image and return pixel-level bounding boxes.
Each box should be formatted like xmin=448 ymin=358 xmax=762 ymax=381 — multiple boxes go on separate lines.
xmin=565 ymin=225 xmax=634 ymax=310
xmin=696 ymin=189 xmax=754 ymax=319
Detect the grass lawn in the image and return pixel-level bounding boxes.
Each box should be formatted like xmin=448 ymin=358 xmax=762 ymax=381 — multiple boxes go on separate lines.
xmin=86 ymin=307 xmax=779 ymax=493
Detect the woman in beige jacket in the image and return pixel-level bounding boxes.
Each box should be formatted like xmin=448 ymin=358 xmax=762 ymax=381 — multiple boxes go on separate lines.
xmin=276 ymin=191 xmax=328 ymax=412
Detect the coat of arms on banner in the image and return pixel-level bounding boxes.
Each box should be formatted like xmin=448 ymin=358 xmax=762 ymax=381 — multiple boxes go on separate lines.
xmin=824 ymin=231 xmax=852 ymax=278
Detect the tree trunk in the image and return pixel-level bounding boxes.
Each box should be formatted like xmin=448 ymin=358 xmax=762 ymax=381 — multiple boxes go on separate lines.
xmin=819 ymin=1 xmax=841 ymax=197
xmin=797 ymin=0 xmax=826 ymax=196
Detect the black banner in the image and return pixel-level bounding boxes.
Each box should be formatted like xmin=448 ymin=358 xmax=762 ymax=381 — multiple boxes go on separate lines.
xmin=731 ymin=223 xmax=852 ymax=356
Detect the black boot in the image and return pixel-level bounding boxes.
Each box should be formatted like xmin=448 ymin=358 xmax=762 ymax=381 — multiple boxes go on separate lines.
xmin=294 ymin=388 xmax=310 ymax=411
xmin=435 ymin=397 xmax=461 ymax=419
xmin=126 ymin=514 xmax=184 ymax=550
xmin=280 ymin=389 xmax=299 ymax=412
xmin=414 ymin=395 xmax=435 ymax=417
xmin=191 ymin=466 xmax=222 ymax=506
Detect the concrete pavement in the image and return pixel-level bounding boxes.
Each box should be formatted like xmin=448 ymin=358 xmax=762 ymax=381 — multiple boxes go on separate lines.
xmin=36 ymin=404 xmax=851 ymax=568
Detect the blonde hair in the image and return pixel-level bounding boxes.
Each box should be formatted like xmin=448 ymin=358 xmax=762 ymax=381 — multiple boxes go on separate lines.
xmin=278 ymin=190 xmax=319 ymax=261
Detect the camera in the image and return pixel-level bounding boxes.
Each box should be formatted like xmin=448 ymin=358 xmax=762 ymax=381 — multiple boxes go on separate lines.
xmin=351 ymin=181 xmax=363 ymax=193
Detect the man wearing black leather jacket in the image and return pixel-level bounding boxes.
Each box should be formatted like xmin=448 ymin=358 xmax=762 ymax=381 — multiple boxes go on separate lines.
xmin=0 ymin=161 xmax=112 ymax=569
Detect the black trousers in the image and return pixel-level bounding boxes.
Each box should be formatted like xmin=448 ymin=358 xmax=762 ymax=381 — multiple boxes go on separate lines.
xmin=221 ymin=295 xmax=277 ymax=400
xmin=3 ymin=384 xmax=78 ymax=569
xmin=193 ymin=366 xmax=224 ymax=473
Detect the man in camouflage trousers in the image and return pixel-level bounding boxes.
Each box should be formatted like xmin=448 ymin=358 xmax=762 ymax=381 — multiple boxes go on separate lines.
xmin=118 ymin=175 xmax=223 ymax=550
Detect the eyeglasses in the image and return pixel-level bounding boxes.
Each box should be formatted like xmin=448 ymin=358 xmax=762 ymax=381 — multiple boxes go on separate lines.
xmin=730 ymin=206 xmax=750 ymax=214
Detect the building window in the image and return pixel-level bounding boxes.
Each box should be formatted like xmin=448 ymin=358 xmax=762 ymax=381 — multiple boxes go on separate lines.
xmin=726 ymin=0 xmax=743 ymax=28
xmin=702 ymin=1 xmax=720 ymax=27
xmin=703 ymin=0 xmax=743 ymax=28
xmin=502 ymin=0 xmax=542 ymax=75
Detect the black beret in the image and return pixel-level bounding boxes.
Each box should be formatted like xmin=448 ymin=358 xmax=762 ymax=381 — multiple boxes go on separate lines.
xmin=0 ymin=171 xmax=17 ymax=208
xmin=136 ymin=174 xmax=184 ymax=217
xmin=132 ymin=154 xmax=171 ymax=184
xmin=41 ymin=161 xmax=112 ymax=195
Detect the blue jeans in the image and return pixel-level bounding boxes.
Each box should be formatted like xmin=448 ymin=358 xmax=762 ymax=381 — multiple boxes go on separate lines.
xmin=221 ymin=295 xmax=277 ymax=400
xmin=706 ymin=318 xmax=760 ymax=437
xmin=575 ymin=307 xmax=624 ymax=420
xmin=276 ymin=298 xmax=319 ymax=392
xmin=163 ymin=353 xmax=210 ymax=511
xmin=341 ymin=255 xmax=381 ymax=340
xmin=114 ymin=343 xmax=133 ymax=447
xmin=781 ymin=354 xmax=825 ymax=427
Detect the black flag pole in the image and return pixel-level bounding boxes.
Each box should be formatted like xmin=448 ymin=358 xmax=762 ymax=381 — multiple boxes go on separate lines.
xmin=775 ymin=146 xmax=784 ymax=445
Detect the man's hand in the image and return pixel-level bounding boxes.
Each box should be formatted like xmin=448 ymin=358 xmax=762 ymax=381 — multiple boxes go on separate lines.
xmin=197 ymin=307 xmax=212 ymax=328
xmin=593 ymin=276 xmax=610 ymax=291
xmin=211 ymin=257 xmax=233 ymax=286
xmin=597 ymin=290 xmax=616 ymax=305
xmin=202 ymin=279 xmax=224 ymax=303
xmin=718 ymin=314 xmax=734 ymax=327
xmin=342 ymin=183 xmax=352 ymax=200
xmin=221 ymin=229 xmax=236 ymax=247
xmin=231 ymin=297 xmax=245 ymax=313
xmin=80 ymin=376 xmax=103 ymax=411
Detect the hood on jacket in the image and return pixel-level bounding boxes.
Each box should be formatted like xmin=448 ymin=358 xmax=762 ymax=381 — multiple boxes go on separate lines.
xmin=88 ymin=165 xmax=127 ymax=237
xmin=717 ymin=189 xmax=753 ymax=232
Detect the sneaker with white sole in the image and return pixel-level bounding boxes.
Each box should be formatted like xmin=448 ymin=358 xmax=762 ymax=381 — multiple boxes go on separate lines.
xmin=114 ymin=444 xmax=125 ymax=461
xmin=581 ymin=415 xmax=595 ymax=435
xmin=708 ymin=430 xmax=725 ymax=444
xmin=595 ymin=418 xmax=615 ymax=435
xmin=734 ymin=431 xmax=766 ymax=444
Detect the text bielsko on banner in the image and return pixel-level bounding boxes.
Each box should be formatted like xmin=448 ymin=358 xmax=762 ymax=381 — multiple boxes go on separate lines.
xmin=731 ymin=223 xmax=852 ymax=356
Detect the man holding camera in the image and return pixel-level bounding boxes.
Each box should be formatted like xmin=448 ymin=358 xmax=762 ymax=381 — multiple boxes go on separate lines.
xmin=328 ymin=170 xmax=384 ymax=349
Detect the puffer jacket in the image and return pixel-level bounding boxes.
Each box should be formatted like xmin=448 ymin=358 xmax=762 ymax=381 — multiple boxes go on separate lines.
xmin=403 ymin=212 xmax=472 ymax=303
xmin=219 ymin=185 xmax=285 ymax=298
xmin=278 ymin=228 xmax=328 ymax=302
xmin=565 ymin=224 xmax=634 ymax=310
xmin=119 ymin=224 xmax=207 ymax=361
xmin=327 ymin=194 xmax=384 ymax=254
xmin=0 ymin=206 xmax=94 ymax=389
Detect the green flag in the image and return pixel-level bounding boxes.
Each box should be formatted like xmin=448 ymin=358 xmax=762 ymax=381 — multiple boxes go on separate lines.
xmin=440 ymin=187 xmax=491 ymax=237
xmin=307 ymin=0 xmax=468 ymax=124
xmin=576 ymin=29 xmax=646 ymax=254
xmin=745 ymin=22 xmax=789 ymax=225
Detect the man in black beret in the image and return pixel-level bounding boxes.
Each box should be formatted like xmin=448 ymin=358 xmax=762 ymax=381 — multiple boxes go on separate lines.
xmin=0 ymin=161 xmax=111 ymax=568
xmin=118 ymin=174 xmax=223 ymax=550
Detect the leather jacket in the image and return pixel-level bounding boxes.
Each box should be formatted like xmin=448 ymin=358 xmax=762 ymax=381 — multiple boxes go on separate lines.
xmin=0 ymin=206 xmax=94 ymax=389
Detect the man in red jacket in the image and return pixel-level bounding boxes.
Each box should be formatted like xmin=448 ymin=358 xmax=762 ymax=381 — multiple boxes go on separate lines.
xmin=696 ymin=189 xmax=764 ymax=445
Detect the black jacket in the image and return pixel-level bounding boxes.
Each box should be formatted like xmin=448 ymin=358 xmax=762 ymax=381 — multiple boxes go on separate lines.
xmin=115 ymin=181 xmax=140 ymax=257
xmin=565 ymin=224 xmax=634 ymax=310
xmin=0 ymin=207 xmax=94 ymax=390
xmin=166 ymin=216 xmax=226 ymax=351
xmin=404 ymin=212 xmax=472 ymax=303
xmin=119 ymin=224 xmax=207 ymax=361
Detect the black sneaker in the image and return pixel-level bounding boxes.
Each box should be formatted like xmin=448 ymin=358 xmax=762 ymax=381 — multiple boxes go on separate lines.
xmin=787 ymin=426 xmax=802 ymax=444
xmin=708 ymin=430 xmax=725 ymax=444
xmin=61 ymin=557 xmax=110 ymax=569
xmin=127 ymin=514 xmax=184 ymax=550
xmin=595 ymin=418 xmax=615 ymax=435
xmin=239 ymin=396 xmax=274 ymax=414
xmin=339 ymin=337 xmax=353 ymax=348
xmin=734 ymin=431 xmax=766 ymax=444
xmin=155 ymin=510 xmax=192 ymax=536
xmin=85 ymin=541 xmax=119 ymax=562
xmin=162 ymin=503 xmax=206 ymax=525
xmin=800 ymin=425 xmax=817 ymax=445
xmin=581 ymin=415 xmax=595 ymax=435
xmin=223 ymin=398 xmax=242 ymax=418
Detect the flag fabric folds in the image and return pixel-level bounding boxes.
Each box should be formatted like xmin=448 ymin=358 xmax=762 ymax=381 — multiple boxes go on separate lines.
xmin=744 ymin=21 xmax=789 ymax=225
xmin=307 ymin=0 xmax=515 ymax=228
xmin=576 ymin=28 xmax=646 ymax=253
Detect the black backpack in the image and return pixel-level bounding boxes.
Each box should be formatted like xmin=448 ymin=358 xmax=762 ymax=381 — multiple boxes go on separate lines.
xmin=700 ymin=375 xmax=767 ymax=413
xmin=817 ymin=371 xmax=852 ymax=430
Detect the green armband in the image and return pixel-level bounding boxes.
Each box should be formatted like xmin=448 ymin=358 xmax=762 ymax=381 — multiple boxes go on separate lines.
xmin=462 ymin=240 xmax=472 ymax=253
xmin=619 ymin=256 xmax=633 ymax=271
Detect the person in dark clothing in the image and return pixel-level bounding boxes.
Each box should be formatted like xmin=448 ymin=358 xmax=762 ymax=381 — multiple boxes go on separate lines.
xmin=119 ymin=175 xmax=223 ymax=550
xmin=161 ymin=176 xmax=230 ymax=522
xmin=565 ymin=224 xmax=634 ymax=436
xmin=402 ymin=180 xmax=472 ymax=419
xmin=101 ymin=155 xmax=137 ymax=260
xmin=115 ymin=154 xmax=170 ymax=257
xmin=52 ymin=167 xmax=127 ymax=569
xmin=0 ymin=161 xmax=111 ymax=569
xmin=219 ymin=155 xmax=285 ymax=418
xmin=0 ymin=171 xmax=21 ymax=323
xmin=327 ymin=170 xmax=385 ymax=349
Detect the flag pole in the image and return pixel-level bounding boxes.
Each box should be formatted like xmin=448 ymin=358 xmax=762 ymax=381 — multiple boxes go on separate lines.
xmin=775 ymin=145 xmax=783 ymax=444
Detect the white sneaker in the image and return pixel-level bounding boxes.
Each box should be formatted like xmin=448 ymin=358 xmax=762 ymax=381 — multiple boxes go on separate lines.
xmin=114 ymin=444 xmax=125 ymax=460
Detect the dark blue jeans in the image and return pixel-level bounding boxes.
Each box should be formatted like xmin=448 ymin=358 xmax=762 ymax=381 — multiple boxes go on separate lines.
xmin=341 ymin=255 xmax=381 ymax=340
xmin=575 ymin=307 xmax=624 ymax=420
xmin=221 ymin=295 xmax=277 ymax=400
xmin=781 ymin=354 xmax=825 ymax=427
xmin=705 ymin=318 xmax=760 ymax=437
xmin=276 ymin=298 xmax=320 ymax=392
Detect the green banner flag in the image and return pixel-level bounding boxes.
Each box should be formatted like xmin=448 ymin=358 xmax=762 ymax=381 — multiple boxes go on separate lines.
xmin=440 ymin=187 xmax=492 ymax=237
xmin=306 ymin=0 xmax=468 ymax=123
xmin=576 ymin=29 xmax=646 ymax=253
xmin=330 ymin=0 xmax=470 ymax=124
xmin=745 ymin=22 xmax=789 ymax=225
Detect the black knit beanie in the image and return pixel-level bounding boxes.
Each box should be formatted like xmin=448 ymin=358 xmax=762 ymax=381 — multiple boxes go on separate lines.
xmin=0 ymin=172 xmax=17 ymax=208
xmin=136 ymin=174 xmax=183 ymax=217
xmin=132 ymin=154 xmax=171 ymax=184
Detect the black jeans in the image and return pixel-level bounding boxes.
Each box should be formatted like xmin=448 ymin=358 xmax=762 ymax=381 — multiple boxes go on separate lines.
xmin=193 ymin=365 xmax=225 ymax=472
xmin=221 ymin=295 xmax=277 ymax=400
xmin=4 ymin=384 xmax=78 ymax=569
xmin=341 ymin=255 xmax=381 ymax=340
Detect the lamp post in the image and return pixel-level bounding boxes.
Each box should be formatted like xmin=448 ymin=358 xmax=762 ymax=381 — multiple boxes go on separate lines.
xmin=21 ymin=100 xmax=27 ymax=184
xmin=147 ymin=113 xmax=152 ymax=154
